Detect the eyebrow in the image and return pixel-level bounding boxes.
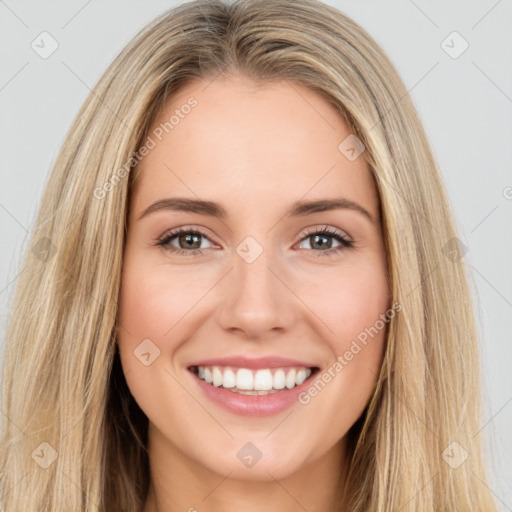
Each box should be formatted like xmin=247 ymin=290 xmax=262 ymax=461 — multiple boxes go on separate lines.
xmin=138 ymin=197 xmax=376 ymax=223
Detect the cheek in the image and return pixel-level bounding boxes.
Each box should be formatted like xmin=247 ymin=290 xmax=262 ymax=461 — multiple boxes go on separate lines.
xmin=116 ymin=254 xmax=192 ymax=418
xmin=297 ymin=257 xmax=389 ymax=420
xmin=296 ymin=258 xmax=389 ymax=428
xmin=116 ymin=252 xmax=182 ymax=386
xmin=117 ymin=255 xmax=198 ymax=341
xmin=303 ymin=258 xmax=389 ymax=352
xmin=116 ymin=248 xmax=221 ymax=395
xmin=118 ymin=280 xmax=167 ymax=337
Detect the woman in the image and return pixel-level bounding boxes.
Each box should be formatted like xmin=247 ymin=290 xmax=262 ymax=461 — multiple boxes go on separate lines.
xmin=0 ymin=0 xmax=498 ymax=510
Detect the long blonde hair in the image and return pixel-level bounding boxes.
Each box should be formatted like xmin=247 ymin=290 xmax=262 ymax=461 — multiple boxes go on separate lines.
xmin=0 ymin=1 xmax=497 ymax=510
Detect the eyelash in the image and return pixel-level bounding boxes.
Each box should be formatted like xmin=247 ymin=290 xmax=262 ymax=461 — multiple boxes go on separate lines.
xmin=156 ymin=225 xmax=353 ymax=258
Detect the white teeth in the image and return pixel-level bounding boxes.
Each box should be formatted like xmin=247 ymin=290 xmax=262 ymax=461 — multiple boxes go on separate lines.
xmin=253 ymin=369 xmax=273 ymax=390
xmin=212 ymin=367 xmax=223 ymax=387
xmin=194 ymin=365 xmax=313 ymax=392
xmin=285 ymin=368 xmax=296 ymax=389
xmin=295 ymin=369 xmax=307 ymax=386
xmin=223 ymin=368 xmax=236 ymax=388
xmin=236 ymin=369 xmax=253 ymax=390
xmin=273 ymin=369 xmax=286 ymax=389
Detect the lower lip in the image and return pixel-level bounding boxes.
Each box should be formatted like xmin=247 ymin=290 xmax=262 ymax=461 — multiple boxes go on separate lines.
xmin=189 ymin=370 xmax=316 ymax=417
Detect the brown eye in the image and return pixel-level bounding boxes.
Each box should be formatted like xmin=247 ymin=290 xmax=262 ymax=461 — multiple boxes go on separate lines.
xmin=175 ymin=232 xmax=202 ymax=250
xmin=157 ymin=228 xmax=214 ymax=255
xmin=297 ymin=226 xmax=353 ymax=257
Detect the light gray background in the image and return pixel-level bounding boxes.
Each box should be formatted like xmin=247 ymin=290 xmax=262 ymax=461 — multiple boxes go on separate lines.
xmin=1 ymin=0 xmax=511 ymax=509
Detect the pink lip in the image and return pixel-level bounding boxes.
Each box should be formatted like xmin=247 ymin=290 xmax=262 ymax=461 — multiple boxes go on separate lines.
xmin=187 ymin=355 xmax=317 ymax=370
xmin=187 ymin=364 xmax=319 ymax=417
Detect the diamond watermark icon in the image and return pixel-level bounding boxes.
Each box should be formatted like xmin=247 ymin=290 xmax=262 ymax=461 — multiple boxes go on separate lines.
xmin=442 ymin=237 xmax=467 ymax=263
xmin=31 ymin=441 xmax=58 ymax=469
xmin=31 ymin=237 xmax=57 ymax=262
xmin=31 ymin=31 xmax=59 ymax=59
xmin=236 ymin=442 xmax=263 ymax=468
xmin=134 ymin=338 xmax=160 ymax=366
xmin=441 ymin=31 xmax=469 ymax=59
xmin=338 ymin=134 xmax=365 ymax=161
xmin=236 ymin=236 xmax=263 ymax=264
xmin=441 ymin=441 xmax=469 ymax=469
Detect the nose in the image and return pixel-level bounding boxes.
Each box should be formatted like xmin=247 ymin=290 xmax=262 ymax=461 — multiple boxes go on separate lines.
xmin=216 ymin=244 xmax=297 ymax=339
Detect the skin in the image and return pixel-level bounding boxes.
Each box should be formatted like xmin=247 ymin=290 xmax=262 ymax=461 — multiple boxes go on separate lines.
xmin=116 ymin=72 xmax=390 ymax=512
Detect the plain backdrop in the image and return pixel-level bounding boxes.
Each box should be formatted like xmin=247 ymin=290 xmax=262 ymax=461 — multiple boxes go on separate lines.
xmin=1 ymin=1 xmax=511 ymax=509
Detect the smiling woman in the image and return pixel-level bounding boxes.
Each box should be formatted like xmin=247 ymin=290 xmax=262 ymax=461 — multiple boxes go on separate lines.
xmin=117 ymin=76 xmax=390 ymax=509
xmin=0 ymin=1 xmax=498 ymax=511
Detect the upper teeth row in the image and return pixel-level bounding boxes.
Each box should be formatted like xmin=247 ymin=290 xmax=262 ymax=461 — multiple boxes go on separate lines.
xmin=197 ymin=366 xmax=312 ymax=390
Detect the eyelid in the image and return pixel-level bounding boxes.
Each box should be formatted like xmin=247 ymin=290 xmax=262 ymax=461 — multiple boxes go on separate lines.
xmin=158 ymin=225 xmax=219 ymax=245
xmin=299 ymin=224 xmax=352 ymax=242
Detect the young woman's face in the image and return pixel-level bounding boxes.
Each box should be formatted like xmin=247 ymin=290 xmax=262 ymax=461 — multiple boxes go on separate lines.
xmin=117 ymin=74 xmax=390 ymax=483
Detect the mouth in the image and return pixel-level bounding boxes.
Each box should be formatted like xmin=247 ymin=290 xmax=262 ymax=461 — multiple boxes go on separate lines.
xmin=188 ymin=365 xmax=320 ymax=395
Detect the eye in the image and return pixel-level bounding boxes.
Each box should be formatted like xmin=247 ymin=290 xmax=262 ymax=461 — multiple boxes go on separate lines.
xmin=296 ymin=225 xmax=353 ymax=257
xmin=156 ymin=226 xmax=216 ymax=256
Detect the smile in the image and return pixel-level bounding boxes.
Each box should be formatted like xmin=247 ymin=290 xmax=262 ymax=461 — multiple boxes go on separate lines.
xmin=191 ymin=365 xmax=314 ymax=395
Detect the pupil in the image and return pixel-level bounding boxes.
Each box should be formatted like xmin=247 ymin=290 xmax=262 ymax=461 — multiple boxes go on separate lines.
xmin=312 ymin=234 xmax=331 ymax=250
xmin=181 ymin=233 xmax=200 ymax=249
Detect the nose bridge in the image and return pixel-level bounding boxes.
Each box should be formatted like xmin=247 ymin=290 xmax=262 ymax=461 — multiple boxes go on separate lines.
xmin=237 ymin=239 xmax=273 ymax=291
xmin=216 ymin=234 xmax=296 ymax=336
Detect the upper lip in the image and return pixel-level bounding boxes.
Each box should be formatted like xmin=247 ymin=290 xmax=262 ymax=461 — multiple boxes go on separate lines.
xmin=187 ymin=356 xmax=318 ymax=370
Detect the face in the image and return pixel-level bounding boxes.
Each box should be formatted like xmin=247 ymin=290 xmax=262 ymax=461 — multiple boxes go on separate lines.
xmin=117 ymin=73 xmax=390 ymax=483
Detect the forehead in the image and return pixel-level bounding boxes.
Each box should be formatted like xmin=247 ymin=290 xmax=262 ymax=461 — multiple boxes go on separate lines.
xmin=131 ymin=74 xmax=378 ymax=218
